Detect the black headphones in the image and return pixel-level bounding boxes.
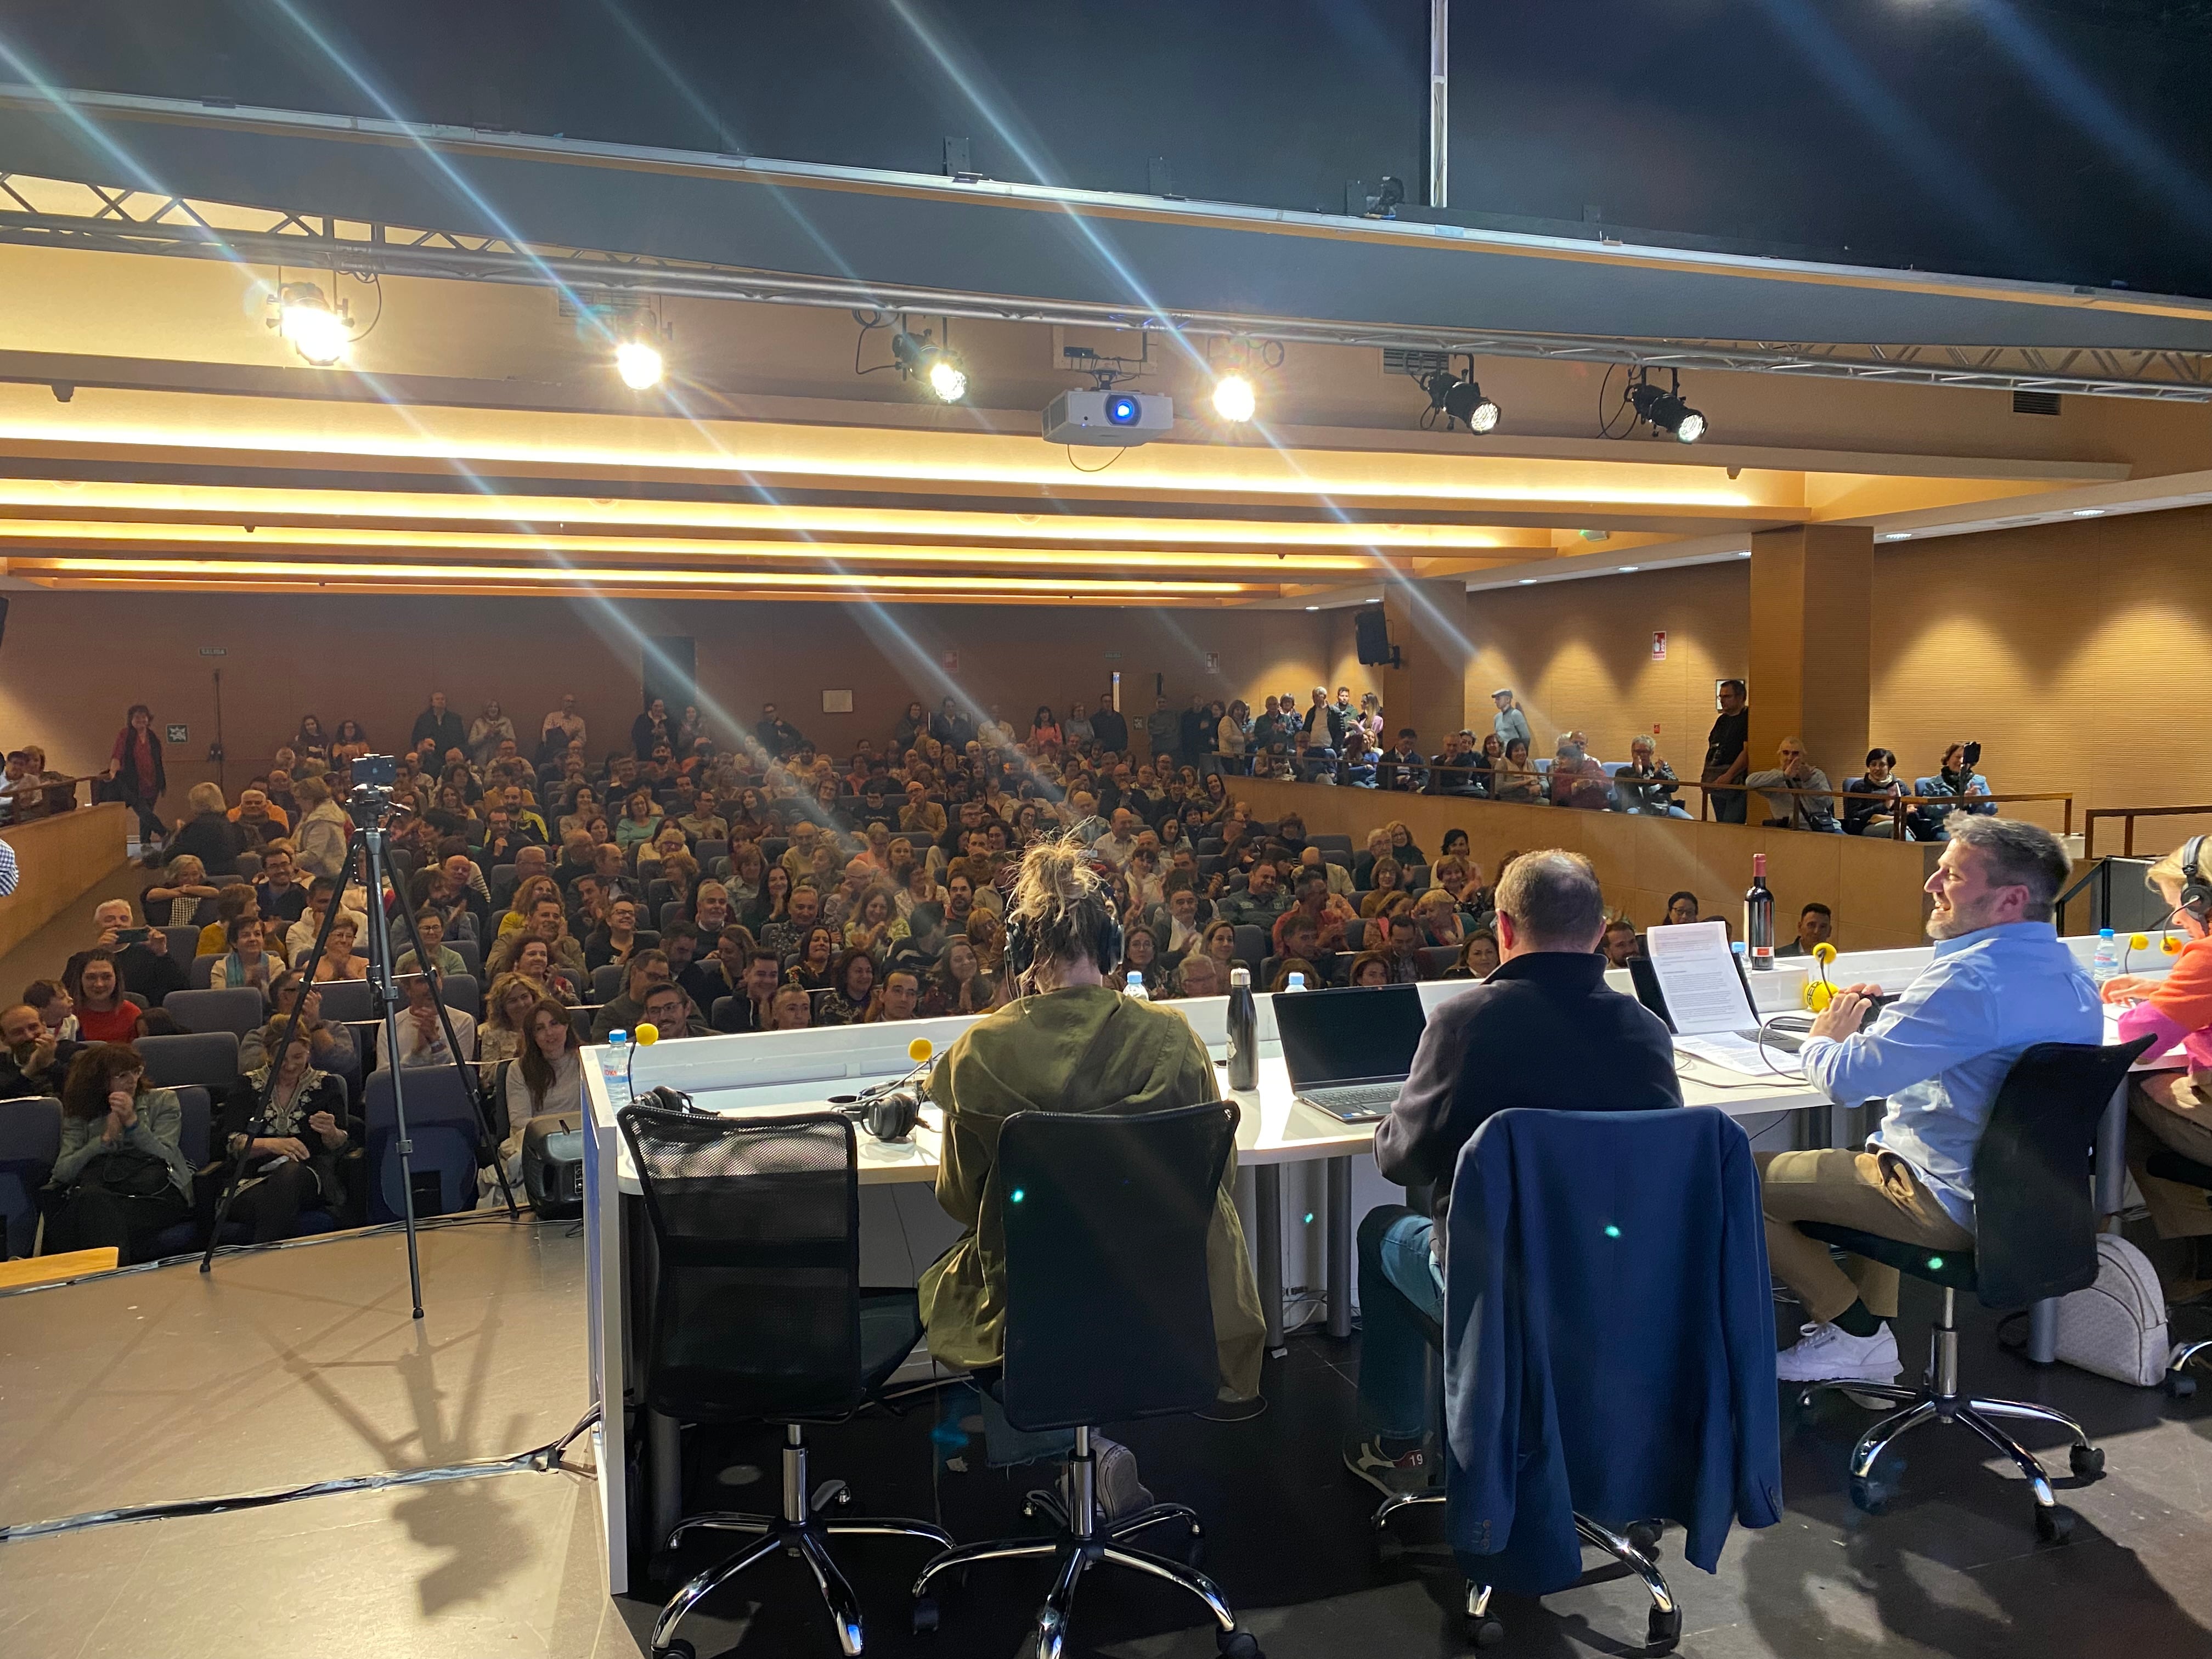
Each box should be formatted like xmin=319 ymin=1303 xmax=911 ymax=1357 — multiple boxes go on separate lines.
xmin=640 ymin=1085 xmax=698 ymax=1114
xmin=853 ymin=1087 xmax=923 ymax=1143
xmin=2182 ymin=836 xmax=2212 ymax=924
xmin=1003 ymin=891 xmax=1124 ymax=983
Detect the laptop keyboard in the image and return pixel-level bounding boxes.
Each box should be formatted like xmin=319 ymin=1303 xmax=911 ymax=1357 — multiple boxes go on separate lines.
xmin=1300 ymin=1084 xmax=1402 ymax=1117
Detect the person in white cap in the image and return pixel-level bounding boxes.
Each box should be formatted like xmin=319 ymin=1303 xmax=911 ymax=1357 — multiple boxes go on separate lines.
xmin=1491 ymin=689 xmax=1533 ymax=756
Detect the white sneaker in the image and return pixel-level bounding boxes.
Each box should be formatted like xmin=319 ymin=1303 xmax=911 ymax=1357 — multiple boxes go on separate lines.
xmin=1775 ymin=1321 xmax=1900 ymax=1386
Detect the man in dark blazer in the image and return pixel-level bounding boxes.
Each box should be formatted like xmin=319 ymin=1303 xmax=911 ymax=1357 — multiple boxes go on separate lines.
xmin=1344 ymin=849 xmax=1681 ymax=1498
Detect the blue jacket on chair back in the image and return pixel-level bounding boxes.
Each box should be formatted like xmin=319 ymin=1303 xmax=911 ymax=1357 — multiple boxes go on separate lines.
xmin=1444 ymin=1107 xmax=1784 ymax=1595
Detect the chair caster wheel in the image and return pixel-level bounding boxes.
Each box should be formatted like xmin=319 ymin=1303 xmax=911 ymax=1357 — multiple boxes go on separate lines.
xmin=1216 ymin=1630 xmax=1261 ymax=1659
xmin=2070 ymin=1444 xmax=2106 ymax=1480
xmin=1626 ymin=1520 xmax=1664 ymax=1560
xmin=811 ymin=1479 xmax=850 ymax=1513
xmin=1646 ymin=1606 xmax=1681 ymax=1654
xmin=1469 ymin=1615 xmax=1505 ymax=1648
xmin=653 ymin=1643 xmax=696 ymax=1659
xmin=2168 ymin=1370 xmax=2198 ymax=1400
xmin=1849 ymin=1475 xmax=1889 ymax=1515
xmin=2035 ymin=1504 xmax=2074 ymax=1543
xmin=912 ymin=1596 xmax=939 ymax=1636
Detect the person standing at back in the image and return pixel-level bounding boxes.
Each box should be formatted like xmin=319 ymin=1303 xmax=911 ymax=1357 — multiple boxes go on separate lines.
xmin=919 ymin=840 xmax=1265 ymax=1514
xmin=1701 ymin=678 xmax=1752 ymax=824
xmin=1489 ymin=688 xmax=1533 ymax=757
xmin=1343 ymin=849 xmax=1681 ymax=1497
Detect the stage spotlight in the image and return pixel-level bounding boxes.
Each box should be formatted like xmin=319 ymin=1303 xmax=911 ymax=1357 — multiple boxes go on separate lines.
xmin=273 ymin=282 xmax=351 ymax=366
xmin=893 ymin=328 xmax=968 ymax=402
xmin=1421 ymin=366 xmax=1501 ymax=435
xmin=1626 ymin=369 xmax=1706 ymax=443
xmin=1212 ymin=373 xmax=1256 ymax=423
xmin=614 ymin=341 xmax=663 ymax=390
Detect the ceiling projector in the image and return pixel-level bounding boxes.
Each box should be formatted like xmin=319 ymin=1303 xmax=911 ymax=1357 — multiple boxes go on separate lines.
xmin=1042 ymin=389 xmax=1174 ymax=447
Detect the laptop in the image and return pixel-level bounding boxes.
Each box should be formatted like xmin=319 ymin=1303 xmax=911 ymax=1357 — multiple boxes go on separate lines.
xmin=1627 ymin=953 xmax=1802 ymax=1053
xmin=1274 ymin=983 xmax=1430 ymax=1122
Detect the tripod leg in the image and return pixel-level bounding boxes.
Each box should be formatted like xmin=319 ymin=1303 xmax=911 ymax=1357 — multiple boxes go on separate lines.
xmin=201 ymin=822 xmax=364 ymax=1274
xmin=386 ymin=861 xmax=521 ymax=1220
xmin=362 ymin=828 xmax=428 ymax=1319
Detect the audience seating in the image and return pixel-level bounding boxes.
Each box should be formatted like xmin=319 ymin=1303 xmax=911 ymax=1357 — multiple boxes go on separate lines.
xmin=618 ymin=1106 xmax=952 ymax=1659
xmin=137 ymin=1031 xmax=241 ymax=1095
xmin=441 ymin=973 xmax=483 ymax=1021
xmin=1231 ymin=926 xmax=1267 ymax=971
xmin=448 ymin=938 xmax=483 ymax=980
xmin=316 ymin=979 xmax=375 ymax=1027
xmin=163 ymin=988 xmax=269 ymax=1039
xmin=590 ymin=964 xmax=627 ymax=1005
xmin=161 ymin=926 xmax=201 ymax=962
xmin=0 ymin=1096 xmax=61 ymax=1259
xmin=1342 ymin=919 xmax=1365 ymax=952
xmin=1796 ymin=1039 xmax=2147 ymax=1539
xmin=364 ymin=1067 xmax=486 ymax=1221
xmin=658 ymin=901 xmax=687 ymax=931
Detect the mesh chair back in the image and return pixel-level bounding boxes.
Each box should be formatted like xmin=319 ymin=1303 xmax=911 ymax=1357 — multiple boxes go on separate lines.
xmin=317 ymin=978 xmax=374 ymax=1027
xmin=1971 ymin=1037 xmax=2153 ymax=1307
xmin=136 ymin=1031 xmax=241 ymax=1092
xmin=618 ymin=1107 xmax=864 ymax=1423
xmin=998 ymin=1101 xmax=1237 ymax=1433
xmin=0 ymin=1096 xmax=62 ymax=1258
xmin=364 ymin=1066 xmax=487 ymax=1220
xmin=163 ymin=988 xmax=268 ymax=1038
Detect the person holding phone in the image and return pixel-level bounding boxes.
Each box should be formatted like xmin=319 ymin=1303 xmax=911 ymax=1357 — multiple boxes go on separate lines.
xmin=1910 ymin=742 xmax=1996 ymax=842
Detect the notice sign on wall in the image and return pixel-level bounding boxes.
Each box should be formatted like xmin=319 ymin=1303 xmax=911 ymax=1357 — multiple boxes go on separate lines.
xmin=166 ymin=724 xmax=188 ymax=744
xmin=1651 ymin=630 xmax=1668 ymax=659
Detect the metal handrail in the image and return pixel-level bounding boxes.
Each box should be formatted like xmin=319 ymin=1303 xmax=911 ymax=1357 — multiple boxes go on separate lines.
xmin=2084 ymin=804 xmax=2212 ymax=860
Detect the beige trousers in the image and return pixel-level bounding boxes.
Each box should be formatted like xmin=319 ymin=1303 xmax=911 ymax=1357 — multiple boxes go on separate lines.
xmin=2128 ymin=1071 xmax=2212 ymax=1240
xmin=1756 ymin=1148 xmax=1976 ymax=1323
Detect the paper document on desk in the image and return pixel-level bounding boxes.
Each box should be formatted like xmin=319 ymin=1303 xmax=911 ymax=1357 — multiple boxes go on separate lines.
xmin=1644 ymin=921 xmax=1753 ymax=1036
xmin=1674 ymin=1034 xmax=1780 ymax=1076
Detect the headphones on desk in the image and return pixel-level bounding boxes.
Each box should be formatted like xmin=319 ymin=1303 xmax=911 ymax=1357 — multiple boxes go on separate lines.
xmin=830 ymin=1037 xmax=936 ymax=1143
xmin=639 ymin=1085 xmax=699 ymax=1115
xmin=2181 ymin=837 xmax=2212 ymax=927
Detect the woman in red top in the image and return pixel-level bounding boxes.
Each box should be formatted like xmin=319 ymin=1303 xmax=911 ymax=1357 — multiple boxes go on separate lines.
xmin=2106 ymin=843 xmax=2212 ymax=1256
xmin=65 ymin=951 xmax=142 ymax=1043
xmin=108 ymin=703 xmax=166 ymax=847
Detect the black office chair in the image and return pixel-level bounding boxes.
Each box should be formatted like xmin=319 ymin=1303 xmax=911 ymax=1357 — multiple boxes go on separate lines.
xmin=911 ymin=1102 xmax=1260 ymax=1659
xmin=1795 ymin=1037 xmax=2151 ymax=1538
xmin=618 ymin=1105 xmax=951 ymax=1659
xmin=2131 ymin=1146 xmax=2212 ymax=1396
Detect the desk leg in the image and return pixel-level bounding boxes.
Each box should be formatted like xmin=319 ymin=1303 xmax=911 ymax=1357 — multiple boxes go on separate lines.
xmin=1256 ymin=1163 xmax=1285 ymax=1357
xmin=2096 ymin=1077 xmax=2131 ymax=1223
xmin=1326 ymin=1156 xmax=1352 ymax=1341
xmin=648 ymin=1408 xmax=682 ymax=1556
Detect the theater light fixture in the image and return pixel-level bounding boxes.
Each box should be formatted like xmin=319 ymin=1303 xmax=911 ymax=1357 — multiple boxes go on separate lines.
xmin=1201 ymin=336 xmax=1282 ymax=425
xmin=1625 ymin=368 xmax=1706 ymax=443
xmin=1419 ymin=357 xmax=1502 ymax=435
xmin=270 ymin=282 xmax=351 ymax=367
xmin=892 ymin=325 xmax=968 ymax=403
xmin=612 ymin=310 xmax=668 ymax=390
xmin=1212 ymin=374 xmax=1257 ymax=424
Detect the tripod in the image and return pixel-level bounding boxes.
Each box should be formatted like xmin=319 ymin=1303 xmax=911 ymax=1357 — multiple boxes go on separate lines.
xmin=200 ymin=776 xmax=518 ymax=1317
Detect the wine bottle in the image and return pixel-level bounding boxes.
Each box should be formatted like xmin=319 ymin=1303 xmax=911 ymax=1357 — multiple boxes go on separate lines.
xmin=1745 ymin=853 xmax=1775 ymax=972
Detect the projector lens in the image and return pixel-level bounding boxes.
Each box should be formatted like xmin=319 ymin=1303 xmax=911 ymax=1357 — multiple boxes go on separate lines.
xmin=1106 ymin=394 xmax=1140 ymax=425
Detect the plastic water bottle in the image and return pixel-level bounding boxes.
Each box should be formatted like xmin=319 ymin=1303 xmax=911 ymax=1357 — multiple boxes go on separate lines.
xmin=1124 ymin=970 xmax=1149 ymax=1002
xmin=1226 ymin=966 xmax=1257 ymax=1091
xmin=1284 ymin=972 xmax=1307 ymax=992
xmin=2092 ymin=929 xmax=2120 ymax=985
xmin=599 ymin=1030 xmax=633 ymax=1106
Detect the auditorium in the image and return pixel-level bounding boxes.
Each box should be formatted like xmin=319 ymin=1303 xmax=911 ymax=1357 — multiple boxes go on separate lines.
xmin=8 ymin=5 xmax=2212 ymax=1657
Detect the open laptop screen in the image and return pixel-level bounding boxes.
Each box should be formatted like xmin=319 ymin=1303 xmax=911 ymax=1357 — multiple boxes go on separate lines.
xmin=1274 ymin=984 xmax=1429 ymax=1088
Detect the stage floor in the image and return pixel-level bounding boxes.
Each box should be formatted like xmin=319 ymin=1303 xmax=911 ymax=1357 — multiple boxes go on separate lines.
xmin=6 ymin=1218 xmax=2212 ymax=1659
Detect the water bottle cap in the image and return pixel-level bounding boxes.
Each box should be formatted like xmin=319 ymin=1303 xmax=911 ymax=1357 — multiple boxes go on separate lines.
xmin=608 ymin=1029 xmax=629 ymax=1043
xmin=1127 ymin=970 xmax=1143 ymax=986
xmin=2099 ymin=929 xmax=2115 ymax=939
xmin=1286 ymin=973 xmax=1306 ymax=990
xmin=1229 ymin=966 xmax=1251 ymax=986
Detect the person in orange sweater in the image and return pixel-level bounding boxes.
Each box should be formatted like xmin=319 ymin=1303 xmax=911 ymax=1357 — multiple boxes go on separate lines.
xmin=2105 ymin=839 xmax=2212 ymax=1250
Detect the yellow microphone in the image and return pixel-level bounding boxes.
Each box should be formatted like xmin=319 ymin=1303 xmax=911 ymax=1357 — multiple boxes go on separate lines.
xmin=1811 ymin=943 xmax=1837 ymax=966
xmin=2131 ymin=934 xmax=2152 ymax=951
xmin=2165 ymin=933 xmax=2187 ymax=956
xmin=1805 ymin=941 xmax=1838 ymax=1012
xmin=634 ymin=1023 xmax=660 ymax=1046
xmin=908 ymin=1037 xmax=934 ymax=1063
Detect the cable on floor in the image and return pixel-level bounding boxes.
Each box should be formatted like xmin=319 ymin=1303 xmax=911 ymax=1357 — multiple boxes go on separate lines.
xmin=0 ymin=1405 xmax=601 ymax=1545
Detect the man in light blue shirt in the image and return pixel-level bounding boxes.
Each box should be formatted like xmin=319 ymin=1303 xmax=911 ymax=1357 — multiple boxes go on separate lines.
xmin=1490 ymin=689 xmax=1533 ymax=756
xmin=1760 ymin=816 xmax=2100 ymax=1387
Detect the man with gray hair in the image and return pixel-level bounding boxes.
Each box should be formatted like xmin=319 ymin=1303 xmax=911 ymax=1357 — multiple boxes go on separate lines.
xmin=1761 ymin=816 xmax=2100 ymax=1388
xmin=1343 ymin=849 xmax=1680 ymax=1498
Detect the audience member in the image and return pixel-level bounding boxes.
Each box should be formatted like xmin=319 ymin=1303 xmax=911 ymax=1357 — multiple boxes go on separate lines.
xmin=1491 ymin=736 xmax=1543 ymax=804
xmin=1489 ymin=688 xmax=1533 ymax=756
xmin=213 ymin=915 xmax=278 ymax=998
xmin=108 ymin=703 xmax=168 ymax=845
xmin=375 ymin=969 xmax=478 ymax=1068
xmin=1909 ymin=742 xmax=1997 ymax=841
xmin=168 ymin=782 xmax=247 ymax=876
xmin=0 ymin=1000 xmax=77 ymax=1098
xmin=637 ymin=980 xmax=708 ymax=1040
xmin=1774 ymin=903 xmax=1834 ymax=958
xmin=769 ymin=984 xmax=814 ymax=1029
xmin=411 ymin=691 xmax=467 ymax=758
xmin=1746 ymin=736 xmax=1838 ymax=832
xmin=292 ymin=776 xmax=351 ymax=878
xmin=1701 ymin=678 xmax=1752 ymax=823
xmin=1345 ymin=850 xmax=1679 ymax=1494
xmin=1613 ymin=735 xmax=1689 ymax=817
xmin=1760 ymin=818 xmax=2096 ymax=1386
xmin=1842 ymin=747 xmax=1906 ymax=837
xmin=46 ymin=1042 xmax=196 ymax=1263
xmin=218 ymin=1022 xmax=357 ymax=1240
xmin=239 ymin=974 xmax=360 ymax=1091
xmin=2107 ymin=846 xmax=2212 ymax=1261
xmin=1663 ymin=890 xmax=1702 ymax=926
xmin=1601 ymin=917 xmax=1640 ymax=966
xmin=65 ymin=951 xmax=140 ymax=1043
